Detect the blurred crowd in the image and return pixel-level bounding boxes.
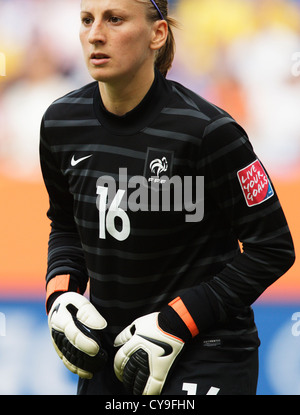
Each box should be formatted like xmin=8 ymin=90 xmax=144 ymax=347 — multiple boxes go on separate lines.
xmin=171 ymin=0 xmax=300 ymax=178
xmin=0 ymin=0 xmax=300 ymax=180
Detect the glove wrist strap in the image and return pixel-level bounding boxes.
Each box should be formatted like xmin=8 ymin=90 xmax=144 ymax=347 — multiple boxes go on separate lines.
xmin=169 ymin=297 xmax=199 ymax=338
xmin=46 ymin=274 xmax=80 ymax=314
xmin=158 ymin=297 xmax=199 ymax=343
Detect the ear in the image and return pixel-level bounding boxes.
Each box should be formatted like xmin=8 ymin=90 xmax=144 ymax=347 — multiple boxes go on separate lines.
xmin=150 ymin=20 xmax=168 ymax=51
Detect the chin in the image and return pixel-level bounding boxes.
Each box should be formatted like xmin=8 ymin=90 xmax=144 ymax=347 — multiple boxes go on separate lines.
xmin=88 ymin=64 xmax=142 ymax=85
xmin=91 ymin=73 xmax=121 ymax=84
xmin=88 ymin=67 xmax=109 ymax=82
xmin=88 ymin=65 xmax=123 ymax=83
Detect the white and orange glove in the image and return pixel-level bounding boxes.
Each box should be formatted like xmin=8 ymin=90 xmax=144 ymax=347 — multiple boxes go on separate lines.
xmin=114 ymin=312 xmax=184 ymax=395
xmin=114 ymin=297 xmax=199 ymax=395
xmin=48 ymin=292 xmax=108 ymax=379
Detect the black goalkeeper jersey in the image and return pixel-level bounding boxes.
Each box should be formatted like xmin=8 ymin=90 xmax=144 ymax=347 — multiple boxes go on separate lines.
xmin=40 ymin=69 xmax=295 ymax=356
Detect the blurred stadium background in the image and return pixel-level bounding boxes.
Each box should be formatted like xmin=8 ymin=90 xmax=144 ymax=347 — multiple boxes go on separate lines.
xmin=0 ymin=0 xmax=299 ymax=395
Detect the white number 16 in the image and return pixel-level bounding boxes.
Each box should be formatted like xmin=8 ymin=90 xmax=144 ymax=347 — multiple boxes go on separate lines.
xmin=96 ymin=186 xmax=130 ymax=241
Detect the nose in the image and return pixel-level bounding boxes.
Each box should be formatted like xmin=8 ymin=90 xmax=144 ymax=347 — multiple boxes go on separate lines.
xmin=88 ymin=20 xmax=106 ymax=44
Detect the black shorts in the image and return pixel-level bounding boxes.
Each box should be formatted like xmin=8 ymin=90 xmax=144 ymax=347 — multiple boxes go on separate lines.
xmin=161 ymin=348 xmax=259 ymax=395
xmin=77 ymin=344 xmax=259 ymax=396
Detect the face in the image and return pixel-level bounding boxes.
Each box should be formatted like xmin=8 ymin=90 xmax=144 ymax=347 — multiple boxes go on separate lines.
xmin=79 ymin=0 xmax=164 ymax=85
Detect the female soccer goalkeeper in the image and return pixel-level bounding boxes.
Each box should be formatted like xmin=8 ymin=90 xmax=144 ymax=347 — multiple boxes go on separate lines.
xmin=40 ymin=0 xmax=295 ymax=395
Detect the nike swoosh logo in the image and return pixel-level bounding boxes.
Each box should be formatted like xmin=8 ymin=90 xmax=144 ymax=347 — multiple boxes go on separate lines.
xmin=138 ymin=334 xmax=173 ymax=356
xmin=71 ymin=154 xmax=93 ymax=166
xmin=50 ymin=303 xmax=60 ymax=320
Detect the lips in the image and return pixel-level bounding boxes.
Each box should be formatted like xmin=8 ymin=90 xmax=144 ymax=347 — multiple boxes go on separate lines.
xmin=91 ymin=52 xmax=110 ymax=59
xmin=90 ymin=52 xmax=110 ymax=65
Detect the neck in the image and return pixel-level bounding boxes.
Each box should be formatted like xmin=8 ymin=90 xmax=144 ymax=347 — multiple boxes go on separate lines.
xmin=98 ymin=68 xmax=155 ymax=116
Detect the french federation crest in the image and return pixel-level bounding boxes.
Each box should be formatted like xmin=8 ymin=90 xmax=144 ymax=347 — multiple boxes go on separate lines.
xmin=144 ymin=148 xmax=174 ymax=184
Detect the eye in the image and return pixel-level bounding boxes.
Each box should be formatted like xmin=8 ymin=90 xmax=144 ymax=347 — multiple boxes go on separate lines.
xmin=81 ymin=16 xmax=93 ymax=26
xmin=108 ymin=16 xmax=123 ymax=24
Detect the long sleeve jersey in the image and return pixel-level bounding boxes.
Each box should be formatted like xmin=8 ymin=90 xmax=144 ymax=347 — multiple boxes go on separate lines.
xmin=40 ymin=69 xmax=295 ymax=354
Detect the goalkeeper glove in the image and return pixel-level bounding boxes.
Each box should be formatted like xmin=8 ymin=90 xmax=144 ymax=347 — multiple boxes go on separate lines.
xmin=114 ymin=312 xmax=185 ymax=395
xmin=48 ymin=292 xmax=107 ymax=379
xmin=114 ymin=297 xmax=199 ymax=395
